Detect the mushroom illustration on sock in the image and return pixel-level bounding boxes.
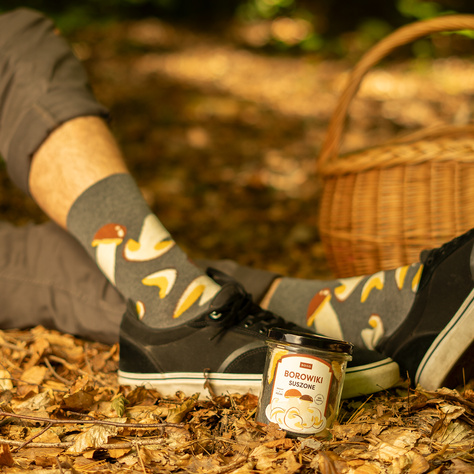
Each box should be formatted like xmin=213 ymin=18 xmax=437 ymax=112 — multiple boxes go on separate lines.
xmin=305 ymin=275 xmax=368 ymax=338
xmin=91 ymin=223 xmax=127 ymax=284
xmin=333 ymin=276 xmax=363 ymax=300
xmin=360 ymin=271 xmax=384 ymax=302
xmin=306 ymin=289 xmax=344 ymax=340
xmin=133 ymin=269 xmax=179 ymax=320
xmin=142 ymin=269 xmax=177 ymax=299
xmin=123 ymin=214 xmax=175 ymax=262
xmin=412 ymin=265 xmax=423 ymax=291
xmin=305 ymin=272 xmax=386 ymax=344
xmin=173 ymin=275 xmax=221 ymax=319
xmin=303 ymin=264 xmax=424 ymax=351
xmin=137 ymin=272 xmax=220 ymax=320
xmin=395 ymin=265 xmax=410 ymax=290
xmin=361 ymin=314 xmax=385 ymax=349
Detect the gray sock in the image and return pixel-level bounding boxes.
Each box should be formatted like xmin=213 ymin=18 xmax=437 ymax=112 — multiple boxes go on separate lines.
xmin=266 ymin=263 xmax=423 ymax=349
xmin=66 ymin=173 xmax=221 ymax=328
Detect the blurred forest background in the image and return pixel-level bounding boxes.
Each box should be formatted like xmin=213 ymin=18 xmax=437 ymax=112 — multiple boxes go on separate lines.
xmin=4 ymin=0 xmax=474 ymax=53
xmin=1 ymin=0 xmax=473 ymax=279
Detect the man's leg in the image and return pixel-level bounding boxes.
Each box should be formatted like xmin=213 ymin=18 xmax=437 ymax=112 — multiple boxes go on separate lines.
xmin=259 ymin=265 xmax=422 ymax=351
xmin=0 ymin=8 xmax=301 ymax=397
xmin=1 ymin=8 xmax=220 ymax=327
xmin=260 ymin=232 xmax=474 ymax=391
xmin=29 ymin=117 xmax=221 ymax=326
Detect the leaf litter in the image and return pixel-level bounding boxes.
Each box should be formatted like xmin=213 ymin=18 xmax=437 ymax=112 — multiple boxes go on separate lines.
xmin=0 ymin=325 xmax=471 ymax=472
xmin=0 ymin=16 xmax=473 ymax=473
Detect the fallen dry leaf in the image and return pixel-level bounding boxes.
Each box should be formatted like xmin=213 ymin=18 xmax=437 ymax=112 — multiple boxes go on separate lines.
xmin=67 ymin=424 xmax=119 ymax=454
xmin=0 ymin=444 xmax=13 ymax=467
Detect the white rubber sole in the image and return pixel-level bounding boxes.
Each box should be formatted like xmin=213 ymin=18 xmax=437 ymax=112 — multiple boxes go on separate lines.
xmin=118 ymin=371 xmax=263 ymax=398
xmin=343 ymin=357 xmax=400 ymax=399
xmin=415 ymin=287 xmax=474 ymax=391
xmin=118 ymin=356 xmax=400 ymax=400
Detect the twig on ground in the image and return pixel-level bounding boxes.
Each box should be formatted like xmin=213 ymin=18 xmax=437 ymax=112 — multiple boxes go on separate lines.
xmin=48 ymin=355 xmax=107 ymax=386
xmin=11 ymin=422 xmax=53 ymax=452
xmin=43 ymin=357 xmax=73 ymax=386
xmin=0 ymin=437 xmax=169 ymax=449
xmin=0 ymin=411 xmax=184 ymax=429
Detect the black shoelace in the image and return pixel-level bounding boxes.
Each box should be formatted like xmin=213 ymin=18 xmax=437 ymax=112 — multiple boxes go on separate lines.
xmin=207 ymin=286 xmax=295 ymax=341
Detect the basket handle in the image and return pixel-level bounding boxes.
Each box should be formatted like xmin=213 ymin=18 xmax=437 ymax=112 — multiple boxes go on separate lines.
xmin=318 ymin=15 xmax=474 ymax=169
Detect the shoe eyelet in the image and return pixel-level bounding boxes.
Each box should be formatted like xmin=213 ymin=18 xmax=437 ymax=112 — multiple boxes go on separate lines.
xmin=209 ymin=311 xmax=222 ymax=320
xmin=243 ymin=316 xmax=256 ymax=328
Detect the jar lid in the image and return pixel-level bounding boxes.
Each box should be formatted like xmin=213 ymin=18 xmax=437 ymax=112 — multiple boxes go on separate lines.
xmin=267 ymin=328 xmax=353 ymax=355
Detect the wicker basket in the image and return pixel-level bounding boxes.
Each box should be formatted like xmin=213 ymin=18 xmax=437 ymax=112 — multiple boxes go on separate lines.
xmin=317 ymin=15 xmax=474 ymax=278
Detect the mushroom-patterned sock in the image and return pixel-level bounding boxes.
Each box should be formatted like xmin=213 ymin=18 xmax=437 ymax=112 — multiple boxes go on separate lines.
xmin=66 ymin=173 xmax=221 ymax=328
xmin=263 ymin=264 xmax=423 ymax=350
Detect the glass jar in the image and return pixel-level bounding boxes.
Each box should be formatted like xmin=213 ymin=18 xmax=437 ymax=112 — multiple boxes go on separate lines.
xmin=256 ymin=328 xmax=353 ymax=438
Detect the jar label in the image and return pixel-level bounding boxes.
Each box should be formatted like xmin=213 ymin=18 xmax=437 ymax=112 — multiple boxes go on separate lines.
xmin=265 ymin=353 xmax=332 ymax=434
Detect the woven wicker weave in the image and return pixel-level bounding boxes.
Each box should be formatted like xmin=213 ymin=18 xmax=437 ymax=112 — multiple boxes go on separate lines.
xmin=317 ymin=15 xmax=474 ymax=278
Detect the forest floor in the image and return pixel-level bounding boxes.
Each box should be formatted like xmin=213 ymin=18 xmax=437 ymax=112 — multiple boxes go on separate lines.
xmin=0 ymin=17 xmax=473 ymax=472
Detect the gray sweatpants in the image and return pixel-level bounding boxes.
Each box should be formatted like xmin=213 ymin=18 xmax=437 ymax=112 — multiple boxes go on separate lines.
xmin=0 ymin=8 xmax=277 ymax=344
xmin=0 ymin=8 xmax=108 ymax=193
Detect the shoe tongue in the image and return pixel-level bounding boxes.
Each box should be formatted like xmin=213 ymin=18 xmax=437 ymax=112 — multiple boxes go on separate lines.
xmin=422 ymin=228 xmax=474 ymax=265
xmin=420 ymin=249 xmax=430 ymax=263
xmin=209 ymin=283 xmax=245 ymax=311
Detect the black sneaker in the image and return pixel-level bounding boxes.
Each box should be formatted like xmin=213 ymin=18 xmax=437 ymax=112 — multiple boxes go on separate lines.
xmin=118 ymin=270 xmax=400 ymax=398
xmin=377 ymin=228 xmax=474 ymax=390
